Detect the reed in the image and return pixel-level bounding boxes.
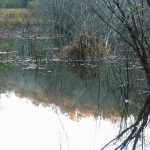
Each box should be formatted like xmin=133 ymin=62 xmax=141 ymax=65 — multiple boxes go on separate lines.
xmin=0 ymin=8 xmax=37 ymax=26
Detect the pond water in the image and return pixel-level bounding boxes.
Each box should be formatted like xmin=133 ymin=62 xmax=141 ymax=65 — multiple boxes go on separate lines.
xmin=0 ymin=93 xmax=120 ymax=150
xmin=0 ymin=38 xmax=149 ymax=150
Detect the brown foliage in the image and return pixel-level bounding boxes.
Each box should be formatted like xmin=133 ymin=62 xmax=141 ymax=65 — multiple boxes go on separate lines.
xmin=58 ymin=32 xmax=108 ymax=61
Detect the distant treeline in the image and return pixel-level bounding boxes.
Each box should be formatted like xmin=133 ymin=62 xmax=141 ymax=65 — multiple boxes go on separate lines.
xmin=0 ymin=0 xmax=28 ymax=8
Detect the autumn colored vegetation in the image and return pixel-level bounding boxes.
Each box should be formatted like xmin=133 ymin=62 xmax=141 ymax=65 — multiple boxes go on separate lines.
xmin=58 ymin=32 xmax=109 ymax=61
xmin=0 ymin=8 xmax=38 ymax=26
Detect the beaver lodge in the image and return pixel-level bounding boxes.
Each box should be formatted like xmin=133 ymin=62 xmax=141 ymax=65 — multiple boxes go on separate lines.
xmin=58 ymin=32 xmax=109 ymax=61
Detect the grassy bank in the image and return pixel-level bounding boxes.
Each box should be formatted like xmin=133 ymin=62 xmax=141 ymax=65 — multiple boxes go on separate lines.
xmin=0 ymin=8 xmax=38 ymax=26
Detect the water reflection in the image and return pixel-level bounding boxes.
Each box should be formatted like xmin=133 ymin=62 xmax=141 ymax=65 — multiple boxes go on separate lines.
xmin=0 ymin=37 xmax=149 ymax=149
xmin=0 ymin=59 xmax=145 ymax=120
xmin=0 ymin=93 xmax=119 ymax=150
xmin=0 ymin=60 xmax=120 ymax=120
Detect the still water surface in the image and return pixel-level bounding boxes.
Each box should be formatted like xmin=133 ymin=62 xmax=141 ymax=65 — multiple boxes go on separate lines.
xmin=0 ymin=38 xmax=149 ymax=150
xmin=0 ymin=93 xmax=119 ymax=150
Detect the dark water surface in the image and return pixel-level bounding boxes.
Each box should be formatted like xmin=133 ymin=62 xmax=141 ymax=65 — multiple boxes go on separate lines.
xmin=0 ymin=38 xmax=149 ymax=150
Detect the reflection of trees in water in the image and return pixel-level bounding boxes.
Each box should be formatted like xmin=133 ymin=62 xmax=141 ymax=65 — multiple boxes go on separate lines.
xmin=100 ymin=55 xmax=149 ymax=149
xmin=66 ymin=61 xmax=101 ymax=80
xmin=0 ymin=61 xmax=116 ymax=117
xmin=16 ymin=38 xmax=59 ymax=60
xmin=101 ymin=94 xmax=150 ymax=150
xmin=0 ymin=60 xmax=146 ymax=122
xmin=100 ymin=54 xmax=149 ymax=149
xmin=102 ymin=60 xmax=150 ymax=150
xmin=1 ymin=37 xmax=149 ymax=148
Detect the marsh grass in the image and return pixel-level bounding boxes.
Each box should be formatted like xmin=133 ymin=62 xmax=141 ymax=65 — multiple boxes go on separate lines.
xmin=0 ymin=8 xmax=38 ymax=26
xmin=58 ymin=32 xmax=109 ymax=61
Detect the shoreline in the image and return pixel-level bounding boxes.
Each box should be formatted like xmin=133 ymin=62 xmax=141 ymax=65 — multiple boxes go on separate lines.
xmin=0 ymin=24 xmax=64 ymax=39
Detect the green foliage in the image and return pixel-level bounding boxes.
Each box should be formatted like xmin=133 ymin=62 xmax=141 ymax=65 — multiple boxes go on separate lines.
xmin=27 ymin=0 xmax=35 ymax=9
xmin=136 ymin=3 xmax=142 ymax=8
xmin=127 ymin=7 xmax=133 ymax=13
